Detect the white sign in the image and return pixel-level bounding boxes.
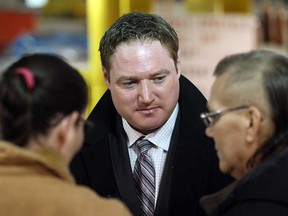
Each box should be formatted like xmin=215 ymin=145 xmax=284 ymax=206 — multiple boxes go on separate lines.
xmin=161 ymin=14 xmax=259 ymax=98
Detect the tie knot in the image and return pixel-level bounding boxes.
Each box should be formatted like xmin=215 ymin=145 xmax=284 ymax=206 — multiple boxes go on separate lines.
xmin=136 ymin=139 xmax=153 ymax=153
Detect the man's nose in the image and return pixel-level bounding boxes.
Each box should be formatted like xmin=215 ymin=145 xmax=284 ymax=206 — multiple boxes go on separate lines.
xmin=138 ymin=81 xmax=153 ymax=103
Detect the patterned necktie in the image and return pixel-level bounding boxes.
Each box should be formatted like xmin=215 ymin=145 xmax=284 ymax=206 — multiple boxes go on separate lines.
xmin=133 ymin=139 xmax=155 ymax=216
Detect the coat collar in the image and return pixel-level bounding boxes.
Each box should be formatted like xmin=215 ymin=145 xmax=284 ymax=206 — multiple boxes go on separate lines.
xmin=200 ymin=181 xmax=237 ymax=216
xmin=201 ymin=147 xmax=288 ymax=215
xmin=0 ymin=141 xmax=74 ymax=183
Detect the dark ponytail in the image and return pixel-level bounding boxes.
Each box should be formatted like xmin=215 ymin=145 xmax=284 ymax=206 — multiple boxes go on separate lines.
xmin=0 ymin=53 xmax=88 ymax=147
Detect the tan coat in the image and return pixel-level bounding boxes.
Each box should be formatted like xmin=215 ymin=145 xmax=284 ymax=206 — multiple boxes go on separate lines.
xmin=0 ymin=141 xmax=131 ymax=216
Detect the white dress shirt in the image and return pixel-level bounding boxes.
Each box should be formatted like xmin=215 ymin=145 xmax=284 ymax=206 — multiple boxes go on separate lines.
xmin=123 ymin=103 xmax=179 ymax=202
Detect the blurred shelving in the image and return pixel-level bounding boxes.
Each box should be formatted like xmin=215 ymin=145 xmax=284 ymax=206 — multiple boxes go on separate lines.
xmin=1 ymin=0 xmax=288 ymax=104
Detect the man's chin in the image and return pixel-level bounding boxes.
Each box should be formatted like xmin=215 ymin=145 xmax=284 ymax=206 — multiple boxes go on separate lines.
xmin=131 ymin=124 xmax=162 ymax=135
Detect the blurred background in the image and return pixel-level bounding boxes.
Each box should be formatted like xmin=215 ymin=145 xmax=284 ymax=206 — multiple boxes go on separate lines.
xmin=0 ymin=0 xmax=287 ymax=113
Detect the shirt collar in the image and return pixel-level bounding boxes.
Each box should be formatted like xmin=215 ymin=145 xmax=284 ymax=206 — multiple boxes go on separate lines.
xmin=123 ymin=103 xmax=179 ymax=151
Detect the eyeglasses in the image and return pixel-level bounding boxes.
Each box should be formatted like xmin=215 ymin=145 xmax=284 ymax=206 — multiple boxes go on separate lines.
xmin=200 ymin=105 xmax=249 ymax=127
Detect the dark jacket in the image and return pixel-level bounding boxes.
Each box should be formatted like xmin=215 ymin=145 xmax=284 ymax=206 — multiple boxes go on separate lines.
xmin=200 ymin=147 xmax=288 ymax=216
xmin=70 ymin=75 xmax=233 ymax=216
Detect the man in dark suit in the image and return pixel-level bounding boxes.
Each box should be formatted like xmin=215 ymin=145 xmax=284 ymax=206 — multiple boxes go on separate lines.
xmin=70 ymin=12 xmax=233 ymax=216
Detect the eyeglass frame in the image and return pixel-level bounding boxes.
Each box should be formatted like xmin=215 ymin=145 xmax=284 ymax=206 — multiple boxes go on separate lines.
xmin=200 ymin=105 xmax=249 ymax=127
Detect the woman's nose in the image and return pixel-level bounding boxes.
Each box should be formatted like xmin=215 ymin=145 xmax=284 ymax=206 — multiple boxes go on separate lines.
xmin=205 ymin=126 xmax=213 ymax=138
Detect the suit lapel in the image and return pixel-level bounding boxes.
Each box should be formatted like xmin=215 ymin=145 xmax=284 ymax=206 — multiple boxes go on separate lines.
xmin=109 ymin=116 xmax=141 ymax=216
xmin=154 ymin=111 xmax=180 ymax=216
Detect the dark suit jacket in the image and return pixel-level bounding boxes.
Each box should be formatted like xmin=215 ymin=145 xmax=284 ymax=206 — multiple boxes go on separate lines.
xmin=70 ymin=75 xmax=233 ymax=216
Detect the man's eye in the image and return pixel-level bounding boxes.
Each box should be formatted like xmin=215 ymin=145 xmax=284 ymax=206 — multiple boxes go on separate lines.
xmin=153 ymin=76 xmax=165 ymax=83
xmin=122 ymin=81 xmax=136 ymax=88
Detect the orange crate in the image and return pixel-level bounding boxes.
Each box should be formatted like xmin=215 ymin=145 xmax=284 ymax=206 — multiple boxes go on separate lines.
xmin=0 ymin=10 xmax=37 ymax=49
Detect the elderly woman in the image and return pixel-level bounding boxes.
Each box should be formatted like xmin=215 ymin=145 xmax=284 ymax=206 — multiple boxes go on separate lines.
xmin=200 ymin=50 xmax=288 ymax=215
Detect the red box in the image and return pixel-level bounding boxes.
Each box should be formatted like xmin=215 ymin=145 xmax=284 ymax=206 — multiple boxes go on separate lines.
xmin=0 ymin=10 xmax=37 ymax=49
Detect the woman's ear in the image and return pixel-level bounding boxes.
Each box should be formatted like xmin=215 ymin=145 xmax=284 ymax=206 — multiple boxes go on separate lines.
xmin=57 ymin=111 xmax=79 ymax=150
xmin=245 ymin=106 xmax=262 ymax=144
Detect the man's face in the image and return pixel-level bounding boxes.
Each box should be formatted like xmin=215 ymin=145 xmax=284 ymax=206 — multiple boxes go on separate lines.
xmin=104 ymin=40 xmax=180 ymax=134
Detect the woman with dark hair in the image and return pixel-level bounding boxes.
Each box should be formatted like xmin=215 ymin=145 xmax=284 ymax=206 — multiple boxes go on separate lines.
xmin=0 ymin=53 xmax=131 ymax=216
xmin=200 ymin=49 xmax=288 ymax=216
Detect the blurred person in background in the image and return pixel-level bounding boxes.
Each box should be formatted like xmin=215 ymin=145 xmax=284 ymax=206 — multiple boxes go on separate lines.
xmin=0 ymin=53 xmax=131 ymax=216
xmin=71 ymin=12 xmax=233 ymax=216
xmin=200 ymin=50 xmax=288 ymax=216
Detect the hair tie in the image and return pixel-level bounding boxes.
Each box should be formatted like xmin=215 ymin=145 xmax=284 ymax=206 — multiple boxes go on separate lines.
xmin=14 ymin=67 xmax=35 ymax=90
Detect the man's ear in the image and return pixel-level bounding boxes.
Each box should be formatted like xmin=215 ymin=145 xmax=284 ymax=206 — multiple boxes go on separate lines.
xmin=102 ymin=66 xmax=110 ymax=87
xmin=176 ymin=51 xmax=181 ymax=77
xmin=57 ymin=111 xmax=79 ymax=150
xmin=245 ymin=106 xmax=262 ymax=144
